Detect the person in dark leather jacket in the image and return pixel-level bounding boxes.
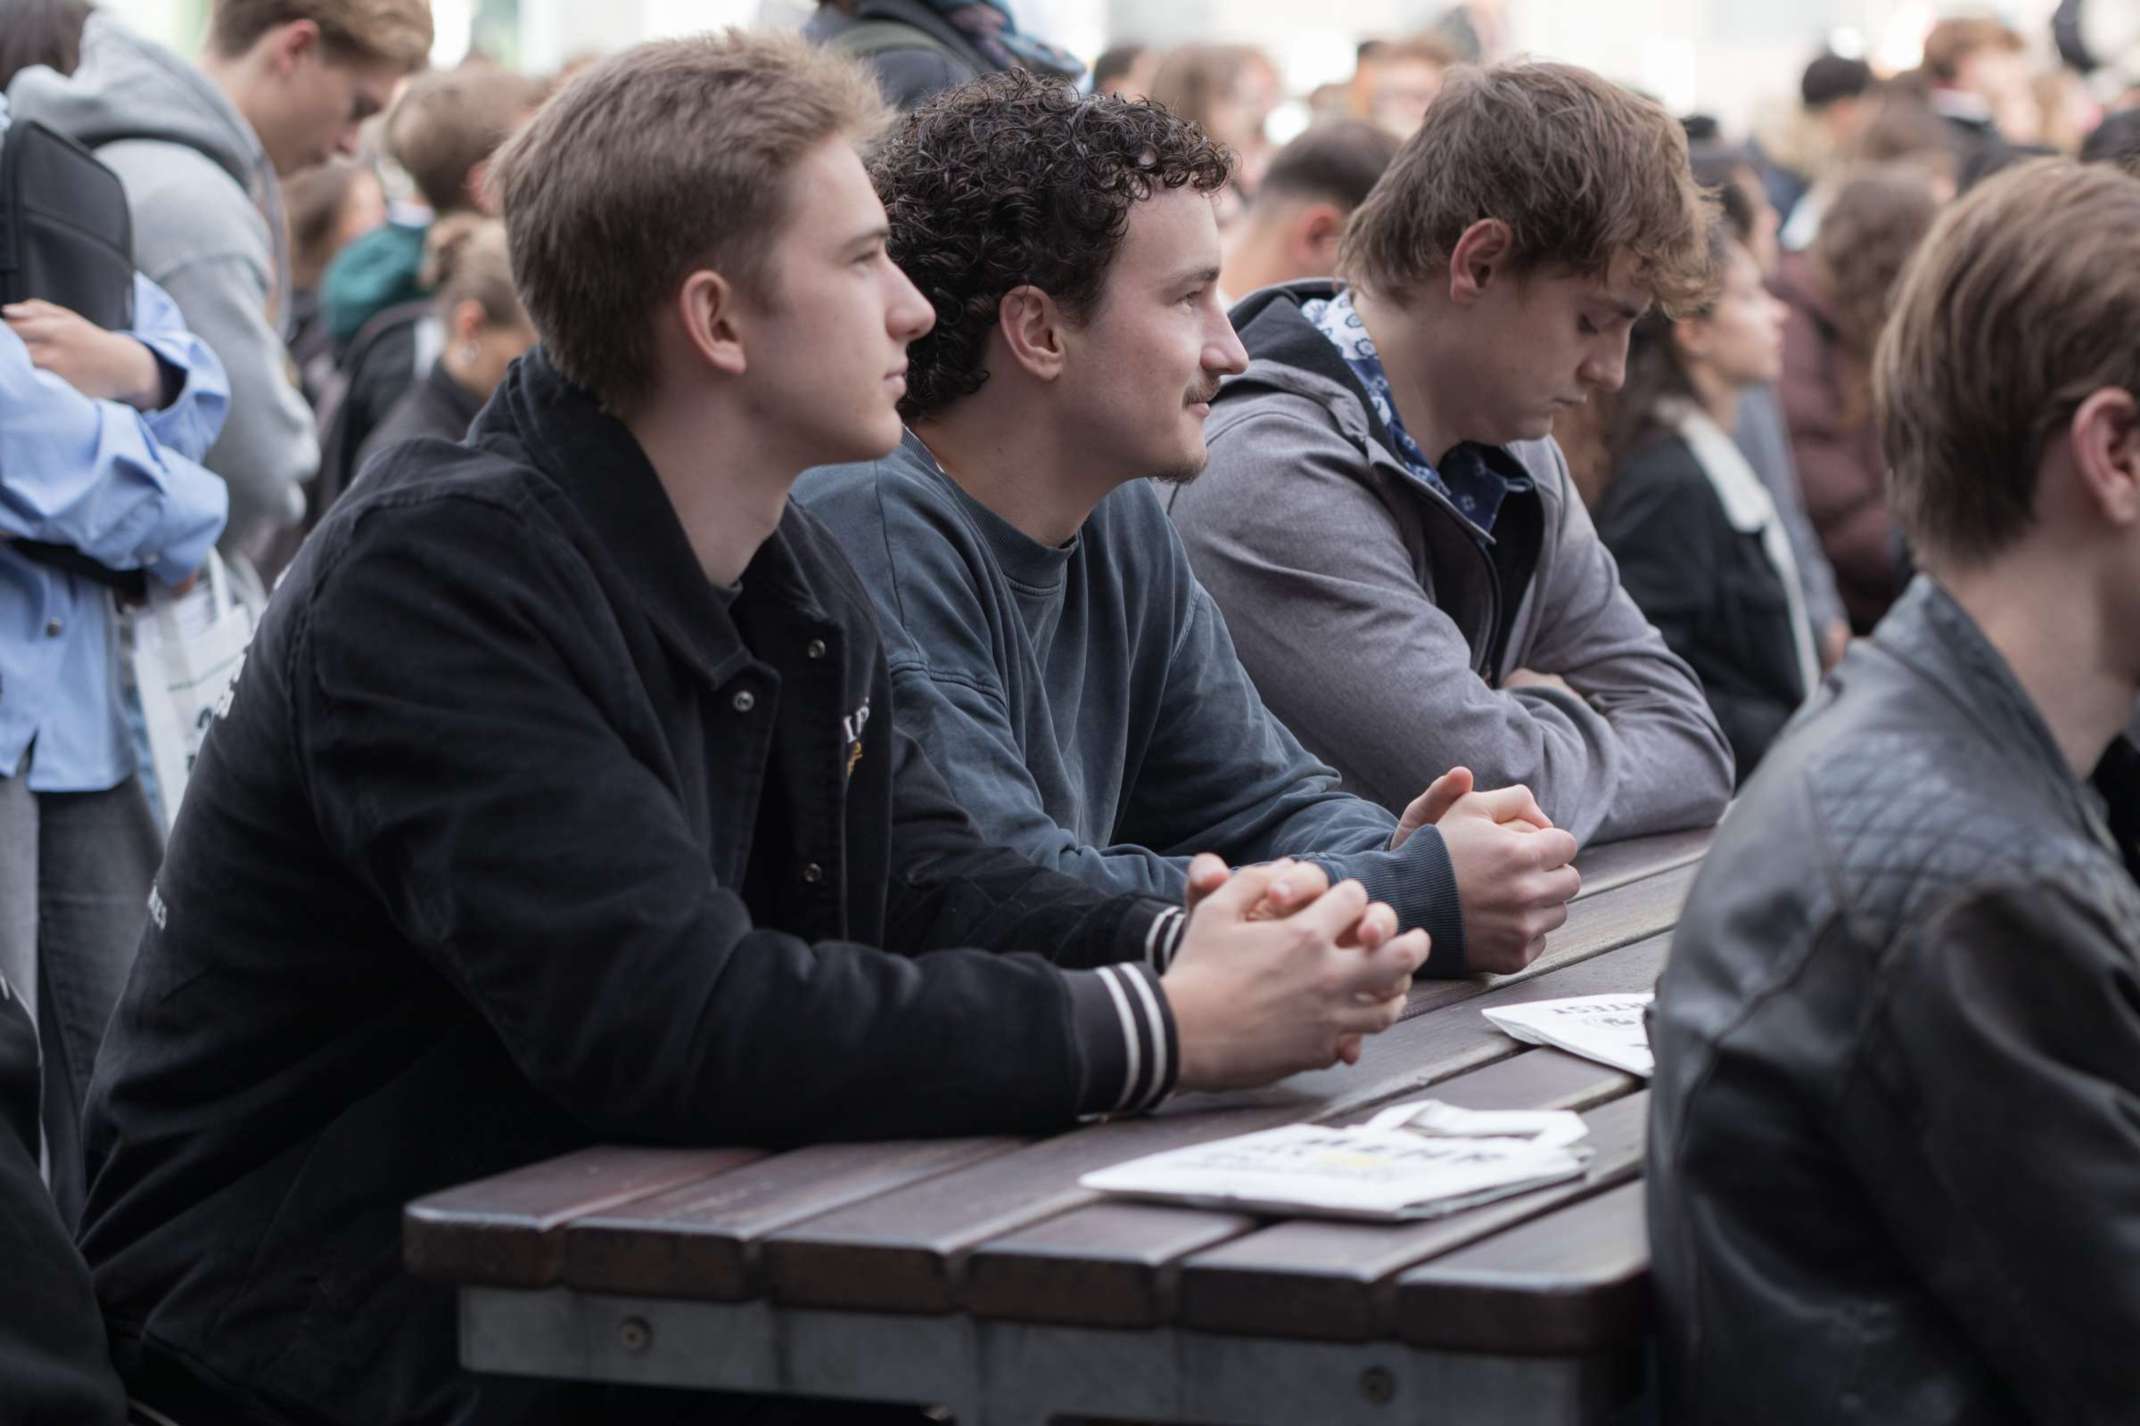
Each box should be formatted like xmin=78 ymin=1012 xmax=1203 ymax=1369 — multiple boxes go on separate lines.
xmin=1647 ymin=157 xmax=2140 ymax=1425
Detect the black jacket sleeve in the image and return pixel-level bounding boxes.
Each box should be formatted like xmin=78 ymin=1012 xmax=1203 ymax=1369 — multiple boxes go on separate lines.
xmin=1839 ymin=879 xmax=2140 ymax=1424
xmin=293 ymin=500 xmax=1174 ymax=1146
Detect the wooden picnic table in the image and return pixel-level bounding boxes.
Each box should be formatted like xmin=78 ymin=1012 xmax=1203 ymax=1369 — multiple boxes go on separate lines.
xmin=406 ymin=825 xmax=1709 ymax=1424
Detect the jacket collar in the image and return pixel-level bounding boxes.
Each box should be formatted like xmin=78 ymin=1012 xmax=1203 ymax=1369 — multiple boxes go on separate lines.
xmin=477 ymin=349 xmax=829 ymax=680
xmin=1876 ymin=575 xmax=2126 ymax=851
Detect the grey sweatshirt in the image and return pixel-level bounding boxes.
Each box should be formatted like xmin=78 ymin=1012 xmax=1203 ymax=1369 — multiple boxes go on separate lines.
xmin=1170 ymin=282 xmax=1733 ymax=847
xmin=796 ymin=433 xmax=1470 ymax=974
xmin=10 ymin=15 xmax=317 ymax=568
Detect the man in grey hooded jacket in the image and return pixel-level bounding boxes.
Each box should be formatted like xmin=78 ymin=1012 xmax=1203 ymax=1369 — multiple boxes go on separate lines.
xmin=9 ymin=0 xmax=430 ymax=571
xmin=1172 ymin=62 xmax=1734 ymax=846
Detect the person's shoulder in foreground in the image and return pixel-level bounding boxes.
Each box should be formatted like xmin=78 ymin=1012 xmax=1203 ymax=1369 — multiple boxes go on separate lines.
xmin=78 ymin=32 xmax=1429 ymax=1426
xmin=1172 ymin=59 xmax=1735 ymax=848
xmin=1647 ymin=157 xmax=2140 ymax=1426
xmin=798 ymin=71 xmax=1583 ymax=977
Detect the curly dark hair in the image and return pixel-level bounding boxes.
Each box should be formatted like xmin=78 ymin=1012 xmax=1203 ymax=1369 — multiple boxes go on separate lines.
xmin=868 ymin=69 xmax=1233 ymax=422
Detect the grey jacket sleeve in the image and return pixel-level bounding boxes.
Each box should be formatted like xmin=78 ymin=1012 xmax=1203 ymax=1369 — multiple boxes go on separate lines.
xmin=150 ymin=249 xmax=316 ymax=564
xmin=1178 ymin=404 xmax=1730 ymax=847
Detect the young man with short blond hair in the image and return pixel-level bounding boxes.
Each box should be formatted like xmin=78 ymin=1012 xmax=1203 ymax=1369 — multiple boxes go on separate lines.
xmin=76 ymin=33 xmax=1424 ymax=1425
xmin=1171 ymin=60 xmax=1735 ymax=846
xmin=10 ymin=0 xmax=430 ymax=570
xmin=1648 ymin=158 xmax=2140 ymax=1422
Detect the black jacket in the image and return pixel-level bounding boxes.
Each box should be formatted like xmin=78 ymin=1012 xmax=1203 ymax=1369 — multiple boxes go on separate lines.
xmin=77 ymin=349 xmax=1183 ymax=1426
xmin=1594 ymin=431 xmax=1807 ymax=780
xmin=803 ymin=0 xmax=996 ymax=110
xmin=1647 ymin=575 xmax=2140 ymax=1424
xmin=354 ymin=355 xmax=484 ymax=477
xmin=1 ymin=978 xmax=125 ymax=1426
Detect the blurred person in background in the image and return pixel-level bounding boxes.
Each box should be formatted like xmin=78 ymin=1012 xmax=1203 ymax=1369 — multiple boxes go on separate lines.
xmin=1220 ymin=119 xmax=1399 ymax=303
xmin=1091 ymin=40 xmax=1158 ymax=99
xmin=1430 ymin=0 xmax=1505 ymax=64
xmin=304 ymin=64 xmax=541 ymax=567
xmin=353 ymin=215 xmax=530 ymax=471
xmin=1348 ymin=35 xmax=1457 ymax=139
xmin=1592 ymin=228 xmax=1814 ymax=780
xmin=1780 ymin=83 xmax=1955 ymax=249
xmin=1149 ymin=43 xmax=1280 ymax=205
xmin=9 ymin=0 xmax=434 ymax=576
xmin=807 ymin=0 xmax=1083 ymax=110
xmin=2082 ymin=102 xmax=2140 ymax=165
xmin=282 ymin=157 xmax=387 ymax=404
xmin=1921 ymin=15 xmax=2038 ymax=186
xmin=1776 ymin=164 xmax=1941 ymax=633
xmin=1753 ymin=50 xmax=1874 ymax=222
xmin=321 ymin=65 xmax=541 ymax=355
xmin=0 ymin=91 xmax=230 ymax=1228
xmin=1689 ymin=144 xmax=1849 ymax=667
xmin=2030 ymin=64 xmax=2101 ymax=151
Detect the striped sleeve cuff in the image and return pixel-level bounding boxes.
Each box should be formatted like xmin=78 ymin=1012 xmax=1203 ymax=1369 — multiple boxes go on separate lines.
xmin=1142 ymin=905 xmax=1188 ymax=973
xmin=1065 ymin=962 xmax=1179 ymax=1117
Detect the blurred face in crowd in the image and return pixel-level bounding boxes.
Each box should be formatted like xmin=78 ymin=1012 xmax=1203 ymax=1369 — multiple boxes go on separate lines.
xmin=1358 ymin=56 xmax=1447 ymax=139
xmin=1676 ymin=241 xmax=1786 ymax=392
xmin=729 ymin=137 xmax=936 ymax=467
xmin=1055 ymin=185 xmax=1249 ymax=484
xmin=237 ymin=22 xmax=402 ymax=175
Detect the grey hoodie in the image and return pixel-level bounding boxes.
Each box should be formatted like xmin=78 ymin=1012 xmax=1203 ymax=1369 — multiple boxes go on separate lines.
xmin=10 ymin=14 xmax=316 ymax=567
xmin=1170 ymin=282 xmax=1733 ymax=846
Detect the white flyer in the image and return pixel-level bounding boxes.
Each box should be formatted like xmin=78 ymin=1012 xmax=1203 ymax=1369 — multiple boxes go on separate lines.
xmin=1482 ymin=993 xmax=1655 ymax=1078
xmin=1079 ymin=1101 xmax=1590 ymax=1221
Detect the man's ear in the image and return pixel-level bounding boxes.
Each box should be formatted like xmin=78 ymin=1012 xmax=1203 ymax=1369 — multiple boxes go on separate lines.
xmin=996 ymin=284 xmax=1068 ymax=382
xmin=267 ymin=18 xmax=322 ymax=74
xmin=1446 ymin=218 xmax=1514 ymax=306
xmin=676 ymin=268 xmax=747 ymax=377
xmin=1294 ymin=202 xmax=1347 ymax=268
xmin=466 ymin=158 xmax=498 ymax=216
xmin=2070 ymin=386 xmax=2140 ymax=529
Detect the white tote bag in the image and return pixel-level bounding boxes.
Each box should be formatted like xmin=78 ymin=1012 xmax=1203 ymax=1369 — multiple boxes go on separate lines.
xmin=124 ymin=549 xmax=256 ymax=830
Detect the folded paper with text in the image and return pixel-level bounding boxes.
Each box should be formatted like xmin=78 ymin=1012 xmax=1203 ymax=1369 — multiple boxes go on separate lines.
xmin=1482 ymin=993 xmax=1655 ymax=1078
xmin=1079 ymin=1100 xmax=1591 ymax=1221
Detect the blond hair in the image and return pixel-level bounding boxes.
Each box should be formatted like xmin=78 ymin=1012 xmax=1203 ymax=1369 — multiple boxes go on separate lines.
xmin=487 ymin=30 xmax=888 ymax=412
xmin=1339 ymin=61 xmax=1716 ymax=313
xmin=1877 ymin=160 xmax=2140 ymax=566
xmin=207 ymin=0 xmax=432 ymax=70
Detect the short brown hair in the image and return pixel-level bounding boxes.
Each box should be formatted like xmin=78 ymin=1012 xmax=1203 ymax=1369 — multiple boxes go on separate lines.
xmin=208 ymin=0 xmax=432 ymax=70
xmin=387 ymin=67 xmax=544 ymax=214
xmin=1920 ymin=17 xmax=2023 ymax=85
xmin=1877 ymin=159 xmax=2140 ymax=567
xmin=488 ymin=30 xmax=888 ymax=412
xmin=1339 ymin=61 xmax=1715 ymax=313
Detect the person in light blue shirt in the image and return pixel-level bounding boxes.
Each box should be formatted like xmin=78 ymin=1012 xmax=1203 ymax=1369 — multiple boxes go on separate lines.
xmin=0 ymin=96 xmax=228 ymax=1226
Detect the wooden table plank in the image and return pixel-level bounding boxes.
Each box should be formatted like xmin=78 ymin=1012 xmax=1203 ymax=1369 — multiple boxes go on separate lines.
xmin=558 ymin=1136 xmax=1021 ymax=1299
xmin=1569 ymin=825 xmax=1712 ymax=900
xmin=1175 ymin=1092 xmax=1648 ymax=1343
xmin=960 ymin=1047 xmax=1638 ymax=1329
xmin=1402 ymin=862 xmax=1691 ymax=1021
xmin=759 ymin=932 xmax=1668 ymax=1317
xmin=404 ymin=1145 xmax=764 ymax=1287
xmin=1392 ymin=1180 xmax=1650 ymax=1355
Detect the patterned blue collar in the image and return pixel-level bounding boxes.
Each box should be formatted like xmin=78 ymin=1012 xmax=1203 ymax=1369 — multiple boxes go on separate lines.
xmin=1301 ymin=289 xmax=1520 ymax=534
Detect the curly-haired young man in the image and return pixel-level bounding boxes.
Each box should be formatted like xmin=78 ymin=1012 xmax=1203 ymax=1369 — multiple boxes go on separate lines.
xmin=1169 ymin=61 xmax=1736 ymax=847
xmin=69 ymin=34 xmax=1426 ymax=1426
xmin=798 ymin=71 xmax=1582 ymax=977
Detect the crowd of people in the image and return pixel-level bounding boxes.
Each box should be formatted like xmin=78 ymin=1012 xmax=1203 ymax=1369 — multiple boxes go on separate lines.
xmin=2 ymin=0 xmax=2138 ymax=1422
